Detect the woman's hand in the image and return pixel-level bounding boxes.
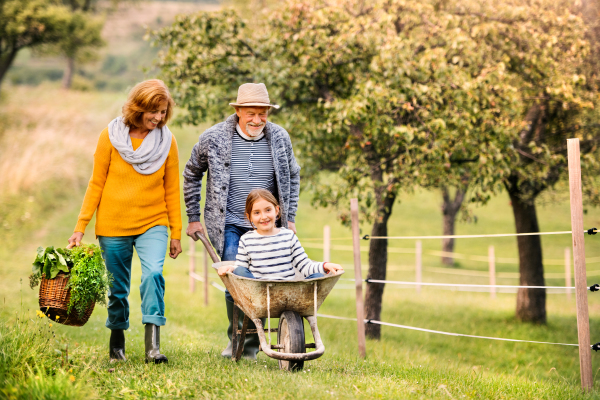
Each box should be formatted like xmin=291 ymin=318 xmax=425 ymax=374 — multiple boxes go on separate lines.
xmin=217 ymin=264 xmax=235 ymax=276
xmin=323 ymin=262 xmax=344 ymax=275
xmin=169 ymin=239 xmax=182 ymax=259
xmin=67 ymin=232 xmax=84 ymax=249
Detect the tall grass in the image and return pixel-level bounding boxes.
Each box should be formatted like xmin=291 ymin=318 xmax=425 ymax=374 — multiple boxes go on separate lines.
xmin=0 ymin=86 xmax=122 ymax=251
xmin=0 ymin=310 xmax=93 ymax=399
xmin=0 ymin=84 xmax=121 ymax=194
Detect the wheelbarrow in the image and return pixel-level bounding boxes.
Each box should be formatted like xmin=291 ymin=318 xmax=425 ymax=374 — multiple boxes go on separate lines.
xmin=194 ymin=232 xmax=343 ymax=371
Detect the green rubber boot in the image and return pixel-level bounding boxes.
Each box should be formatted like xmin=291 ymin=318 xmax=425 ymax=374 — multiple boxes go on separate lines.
xmin=221 ymin=299 xmax=263 ymax=360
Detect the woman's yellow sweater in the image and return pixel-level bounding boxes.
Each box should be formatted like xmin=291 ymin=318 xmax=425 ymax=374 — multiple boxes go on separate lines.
xmin=74 ymin=128 xmax=182 ymax=240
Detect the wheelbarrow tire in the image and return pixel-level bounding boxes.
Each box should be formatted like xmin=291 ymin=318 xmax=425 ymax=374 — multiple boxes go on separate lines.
xmin=277 ymin=311 xmax=305 ymax=371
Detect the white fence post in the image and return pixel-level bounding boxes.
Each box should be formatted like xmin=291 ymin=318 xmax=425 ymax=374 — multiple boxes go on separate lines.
xmin=189 ymin=238 xmax=196 ymax=293
xmin=350 ymin=199 xmax=366 ymax=358
xmin=489 ymin=245 xmax=496 ymax=299
xmin=323 ymin=225 xmax=330 ymax=262
xmin=203 ymin=247 xmax=209 ymax=306
xmin=415 ymin=241 xmax=422 ymax=293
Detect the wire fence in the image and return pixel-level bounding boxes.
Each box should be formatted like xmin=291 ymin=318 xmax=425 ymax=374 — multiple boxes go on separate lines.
xmin=315 ymin=314 xmax=581 ymax=347
xmin=302 ymin=241 xmax=600 ymax=266
xmin=187 ymin=272 xmax=588 ymax=348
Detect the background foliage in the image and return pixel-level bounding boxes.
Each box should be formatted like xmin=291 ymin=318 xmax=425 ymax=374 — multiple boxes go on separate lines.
xmin=153 ymin=0 xmax=600 ymax=330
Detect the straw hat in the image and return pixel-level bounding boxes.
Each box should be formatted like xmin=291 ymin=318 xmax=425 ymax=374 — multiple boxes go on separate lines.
xmin=229 ymin=83 xmax=280 ymax=109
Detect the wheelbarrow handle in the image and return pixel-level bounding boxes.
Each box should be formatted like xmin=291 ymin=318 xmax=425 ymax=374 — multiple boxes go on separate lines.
xmin=192 ymin=231 xmax=221 ymax=264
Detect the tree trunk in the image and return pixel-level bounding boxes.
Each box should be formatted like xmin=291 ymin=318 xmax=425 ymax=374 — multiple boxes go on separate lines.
xmin=0 ymin=48 xmax=19 ymax=91
xmin=441 ymin=186 xmax=466 ymax=266
xmin=509 ymin=191 xmax=546 ymax=324
xmin=364 ymin=190 xmax=396 ymax=340
xmin=61 ymin=56 xmax=75 ymax=90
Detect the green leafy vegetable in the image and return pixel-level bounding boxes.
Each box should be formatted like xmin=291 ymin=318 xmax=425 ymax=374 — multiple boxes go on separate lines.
xmin=30 ymin=244 xmax=112 ymax=320
xmin=30 ymin=246 xmax=71 ymax=287
xmin=67 ymin=244 xmax=113 ymax=319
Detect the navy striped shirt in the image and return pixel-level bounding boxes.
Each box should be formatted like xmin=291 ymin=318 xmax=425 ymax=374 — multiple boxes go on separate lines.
xmin=234 ymin=228 xmax=325 ymax=280
xmin=225 ymin=125 xmax=276 ymax=228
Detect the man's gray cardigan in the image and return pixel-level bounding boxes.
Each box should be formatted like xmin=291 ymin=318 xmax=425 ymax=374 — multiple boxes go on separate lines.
xmin=183 ymin=114 xmax=301 ymax=257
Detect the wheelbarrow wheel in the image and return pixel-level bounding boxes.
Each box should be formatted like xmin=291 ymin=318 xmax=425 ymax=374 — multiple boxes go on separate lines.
xmin=277 ymin=311 xmax=305 ymax=371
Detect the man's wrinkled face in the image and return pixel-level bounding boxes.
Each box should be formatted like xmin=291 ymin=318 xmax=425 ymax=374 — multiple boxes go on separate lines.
xmin=235 ymin=107 xmax=269 ymax=137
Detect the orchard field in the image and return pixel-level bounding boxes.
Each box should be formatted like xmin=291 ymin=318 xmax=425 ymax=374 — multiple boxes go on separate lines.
xmin=3 ymin=85 xmax=600 ymax=399
xmin=3 ymin=0 xmax=600 ymax=398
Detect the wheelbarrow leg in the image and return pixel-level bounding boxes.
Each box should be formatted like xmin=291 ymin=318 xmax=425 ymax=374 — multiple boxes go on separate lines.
xmin=231 ymin=303 xmax=239 ymax=362
xmin=233 ymin=316 xmax=249 ymax=361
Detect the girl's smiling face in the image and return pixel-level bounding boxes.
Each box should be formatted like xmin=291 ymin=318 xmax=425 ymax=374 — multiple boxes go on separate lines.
xmin=248 ymin=198 xmax=279 ymax=235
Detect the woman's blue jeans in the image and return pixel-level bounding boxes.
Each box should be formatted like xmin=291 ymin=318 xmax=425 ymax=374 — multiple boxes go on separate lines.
xmin=99 ymin=225 xmax=168 ymax=330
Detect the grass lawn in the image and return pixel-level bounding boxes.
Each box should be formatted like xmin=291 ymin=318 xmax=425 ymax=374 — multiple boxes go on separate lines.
xmin=3 ymin=86 xmax=600 ymax=398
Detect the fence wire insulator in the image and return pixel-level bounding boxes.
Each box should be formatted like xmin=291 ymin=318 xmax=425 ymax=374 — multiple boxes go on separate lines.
xmin=589 ymin=284 xmax=600 ymax=292
xmin=587 ymin=228 xmax=598 ymax=235
xmin=592 ymin=343 xmax=600 ymax=352
xmin=362 ymin=235 xmax=370 ymax=240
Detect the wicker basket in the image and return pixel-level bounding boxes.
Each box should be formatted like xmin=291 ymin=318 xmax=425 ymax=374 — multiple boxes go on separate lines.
xmin=39 ymin=273 xmax=95 ymax=327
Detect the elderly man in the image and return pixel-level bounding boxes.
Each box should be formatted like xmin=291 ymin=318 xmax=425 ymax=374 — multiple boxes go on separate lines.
xmin=183 ymin=83 xmax=300 ymax=359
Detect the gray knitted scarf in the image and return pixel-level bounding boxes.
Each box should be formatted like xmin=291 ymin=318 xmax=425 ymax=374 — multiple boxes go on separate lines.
xmin=108 ymin=116 xmax=172 ymax=175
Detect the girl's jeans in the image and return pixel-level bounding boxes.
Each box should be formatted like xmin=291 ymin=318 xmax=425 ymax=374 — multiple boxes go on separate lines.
xmin=99 ymin=225 xmax=168 ymax=330
xmin=223 ymin=224 xmax=252 ymax=302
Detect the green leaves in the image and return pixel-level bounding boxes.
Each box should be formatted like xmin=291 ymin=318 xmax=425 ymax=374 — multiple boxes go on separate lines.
xmin=153 ymin=0 xmax=599 ymax=216
xmin=0 ymin=0 xmax=106 ymax=88
xmin=67 ymin=244 xmax=112 ymax=319
xmin=40 ymin=10 xmax=105 ymax=61
xmin=31 ymin=246 xmax=71 ymax=287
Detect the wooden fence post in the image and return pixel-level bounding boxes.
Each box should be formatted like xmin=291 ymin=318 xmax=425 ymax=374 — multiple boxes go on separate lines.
xmin=489 ymin=245 xmax=496 ymax=299
xmin=189 ymin=237 xmax=196 ymax=293
xmin=204 ymin=247 xmax=209 ymax=306
xmin=567 ymin=138 xmax=593 ymax=391
xmin=323 ymin=225 xmax=331 ymax=262
xmin=565 ymin=247 xmax=572 ymax=301
xmin=415 ymin=241 xmax=422 ymax=293
xmin=350 ymin=199 xmax=366 ymax=358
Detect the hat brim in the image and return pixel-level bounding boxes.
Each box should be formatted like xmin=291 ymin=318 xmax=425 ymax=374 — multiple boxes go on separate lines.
xmin=229 ymin=102 xmax=280 ymax=109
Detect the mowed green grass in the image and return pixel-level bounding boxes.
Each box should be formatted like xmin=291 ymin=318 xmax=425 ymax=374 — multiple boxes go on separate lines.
xmin=4 ymin=90 xmax=600 ymax=398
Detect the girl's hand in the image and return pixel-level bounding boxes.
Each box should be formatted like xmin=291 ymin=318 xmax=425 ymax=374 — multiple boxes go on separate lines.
xmin=67 ymin=232 xmax=84 ymax=249
xmin=218 ymin=265 xmax=235 ymax=276
xmin=323 ymin=262 xmax=344 ymax=275
xmin=169 ymin=239 xmax=182 ymax=259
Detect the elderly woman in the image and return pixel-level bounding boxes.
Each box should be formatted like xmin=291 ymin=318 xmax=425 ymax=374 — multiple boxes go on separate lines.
xmin=67 ymin=79 xmax=182 ymax=364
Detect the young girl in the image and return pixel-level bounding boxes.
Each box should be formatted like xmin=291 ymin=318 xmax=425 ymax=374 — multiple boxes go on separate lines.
xmin=217 ymin=189 xmax=343 ymax=279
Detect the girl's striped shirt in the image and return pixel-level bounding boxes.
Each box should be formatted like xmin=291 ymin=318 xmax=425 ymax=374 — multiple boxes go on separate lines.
xmin=234 ymin=228 xmax=325 ymax=280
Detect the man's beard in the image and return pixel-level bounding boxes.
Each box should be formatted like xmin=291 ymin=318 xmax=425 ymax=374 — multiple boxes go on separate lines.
xmin=246 ymin=122 xmax=266 ymax=137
